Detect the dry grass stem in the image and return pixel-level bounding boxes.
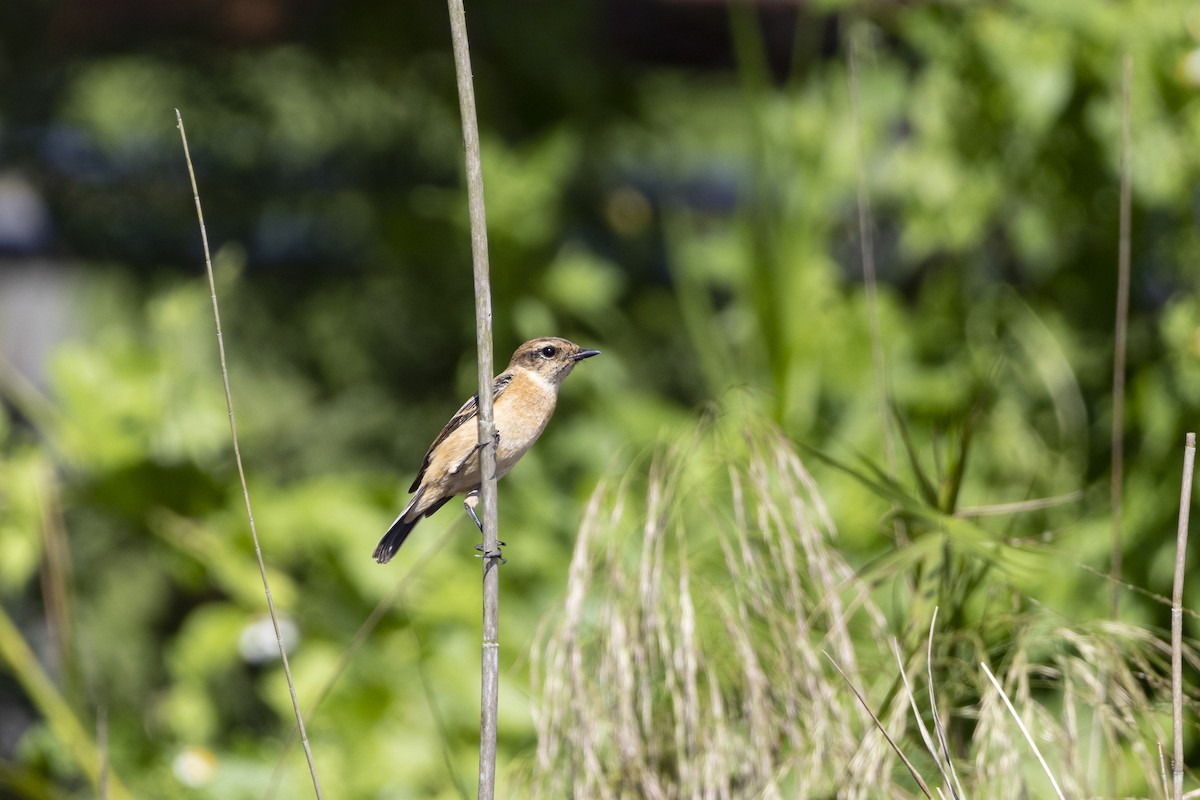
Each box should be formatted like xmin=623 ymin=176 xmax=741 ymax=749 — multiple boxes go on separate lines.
xmin=36 ymin=461 xmax=74 ymax=693
xmin=175 ymin=110 xmax=323 ymax=799
xmin=264 ymin=529 xmax=456 ymax=799
xmin=1171 ymin=432 xmax=1196 ymax=800
xmin=925 ymin=611 xmax=965 ymax=800
xmin=892 ymin=611 xmax=962 ymax=800
xmin=1161 ymin=742 xmax=1171 ymax=799
xmin=891 ymin=640 xmax=958 ymax=798
xmin=1077 ymin=564 xmax=1200 ymax=621
xmin=981 ymin=660 xmax=1065 ymax=800
xmin=826 ymin=652 xmax=934 ymax=799
xmin=954 ymin=491 xmax=1083 ymax=518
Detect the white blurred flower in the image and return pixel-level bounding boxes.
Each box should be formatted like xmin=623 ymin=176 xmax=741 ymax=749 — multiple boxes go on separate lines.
xmin=172 ymin=746 xmax=217 ymax=788
xmin=238 ymin=613 xmax=299 ymax=664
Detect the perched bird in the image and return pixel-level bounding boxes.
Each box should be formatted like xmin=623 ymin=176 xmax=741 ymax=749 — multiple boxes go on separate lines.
xmin=373 ymin=337 xmax=600 ymax=563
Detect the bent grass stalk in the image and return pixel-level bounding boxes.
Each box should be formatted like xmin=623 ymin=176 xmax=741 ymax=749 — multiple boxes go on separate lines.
xmin=981 ymin=661 xmax=1065 ymax=800
xmin=826 ymin=652 xmax=933 ymax=799
xmin=263 ymin=528 xmax=456 ymax=800
xmin=176 ymin=110 xmax=323 ymax=799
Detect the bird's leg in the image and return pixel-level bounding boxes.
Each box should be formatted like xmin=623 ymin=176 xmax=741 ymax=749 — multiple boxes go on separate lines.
xmin=466 ymin=490 xmax=507 ymax=563
xmin=464 ymin=489 xmax=483 ymax=532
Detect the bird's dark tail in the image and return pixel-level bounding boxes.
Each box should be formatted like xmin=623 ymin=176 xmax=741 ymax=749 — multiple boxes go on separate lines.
xmin=373 ymin=494 xmax=452 ymax=564
xmin=373 ymin=514 xmax=418 ymax=564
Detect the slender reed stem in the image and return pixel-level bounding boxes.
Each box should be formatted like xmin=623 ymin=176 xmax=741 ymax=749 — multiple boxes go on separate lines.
xmin=443 ymin=3 xmax=501 ymax=797
xmin=1110 ymin=53 xmax=1133 ymax=621
xmin=1171 ymin=433 xmax=1196 ymax=800
xmin=175 ymin=110 xmax=323 ymax=799
xmin=264 ymin=529 xmax=454 ymax=800
xmin=925 ymin=610 xmax=964 ymax=799
xmin=980 ymin=661 xmax=1065 ymax=800
xmin=825 ymin=653 xmax=933 ymax=799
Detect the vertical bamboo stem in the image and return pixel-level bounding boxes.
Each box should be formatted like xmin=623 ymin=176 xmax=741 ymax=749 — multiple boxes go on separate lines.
xmin=444 ymin=1 xmax=501 ymax=797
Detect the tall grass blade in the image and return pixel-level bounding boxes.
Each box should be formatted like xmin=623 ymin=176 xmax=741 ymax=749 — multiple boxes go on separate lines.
xmin=980 ymin=661 xmax=1065 ymax=800
xmin=175 ymin=110 xmax=322 ymax=799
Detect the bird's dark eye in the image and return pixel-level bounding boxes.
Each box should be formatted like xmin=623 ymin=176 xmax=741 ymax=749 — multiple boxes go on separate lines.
xmin=540 ymin=345 xmax=557 ymax=358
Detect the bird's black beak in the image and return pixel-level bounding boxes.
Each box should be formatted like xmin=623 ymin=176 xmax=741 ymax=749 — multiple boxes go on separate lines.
xmin=571 ymin=349 xmax=601 ymax=361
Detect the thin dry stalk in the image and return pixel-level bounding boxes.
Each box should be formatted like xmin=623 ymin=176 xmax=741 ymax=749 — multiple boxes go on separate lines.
xmin=924 ymin=612 xmax=964 ymax=800
xmin=673 ymin=542 xmax=700 ymax=797
xmin=175 ymin=110 xmax=323 ymax=799
xmin=409 ymin=608 xmax=473 ymax=800
xmin=36 ymin=461 xmax=74 ymax=695
xmin=892 ymin=641 xmax=955 ymax=797
xmin=955 ymin=491 xmax=1083 ymax=518
xmin=1077 ymin=563 xmax=1200 ymax=621
xmin=264 ymin=529 xmax=455 ymax=800
xmin=1171 ymin=432 xmax=1196 ymax=800
xmin=972 ymin=650 xmax=1021 ymax=795
xmin=826 ymin=653 xmax=933 ymax=800
xmin=1110 ymin=52 xmax=1133 ymax=621
xmin=888 ymin=612 xmax=962 ymax=800
xmin=442 ymin=0 xmax=502 ymax=797
xmin=1160 ymin=742 xmax=1170 ymax=799
xmin=980 ymin=660 xmax=1065 ymax=800
xmin=1060 ymin=663 xmax=1079 ymax=793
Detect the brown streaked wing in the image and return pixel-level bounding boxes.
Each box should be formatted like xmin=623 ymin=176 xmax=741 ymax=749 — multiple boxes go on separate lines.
xmin=407 ymin=372 xmax=514 ymax=492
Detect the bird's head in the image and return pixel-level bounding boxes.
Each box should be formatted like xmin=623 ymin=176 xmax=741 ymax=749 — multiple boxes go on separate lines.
xmin=508 ymin=337 xmax=600 ymax=386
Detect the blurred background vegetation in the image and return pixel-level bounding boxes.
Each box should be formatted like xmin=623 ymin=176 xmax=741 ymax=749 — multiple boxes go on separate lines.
xmin=1 ymin=0 xmax=1200 ymax=797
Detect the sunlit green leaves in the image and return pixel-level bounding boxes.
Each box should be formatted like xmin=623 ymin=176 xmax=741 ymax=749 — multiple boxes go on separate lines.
xmin=0 ymin=449 xmax=47 ymax=590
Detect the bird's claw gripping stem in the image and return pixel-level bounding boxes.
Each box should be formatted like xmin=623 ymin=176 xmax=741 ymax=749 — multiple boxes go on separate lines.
xmin=474 ymin=545 xmax=507 ymax=565
xmin=465 ymin=491 xmax=505 ymax=564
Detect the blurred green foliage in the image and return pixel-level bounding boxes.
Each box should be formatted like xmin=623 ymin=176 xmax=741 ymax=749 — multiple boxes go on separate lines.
xmin=2 ymin=0 xmax=1200 ymax=796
